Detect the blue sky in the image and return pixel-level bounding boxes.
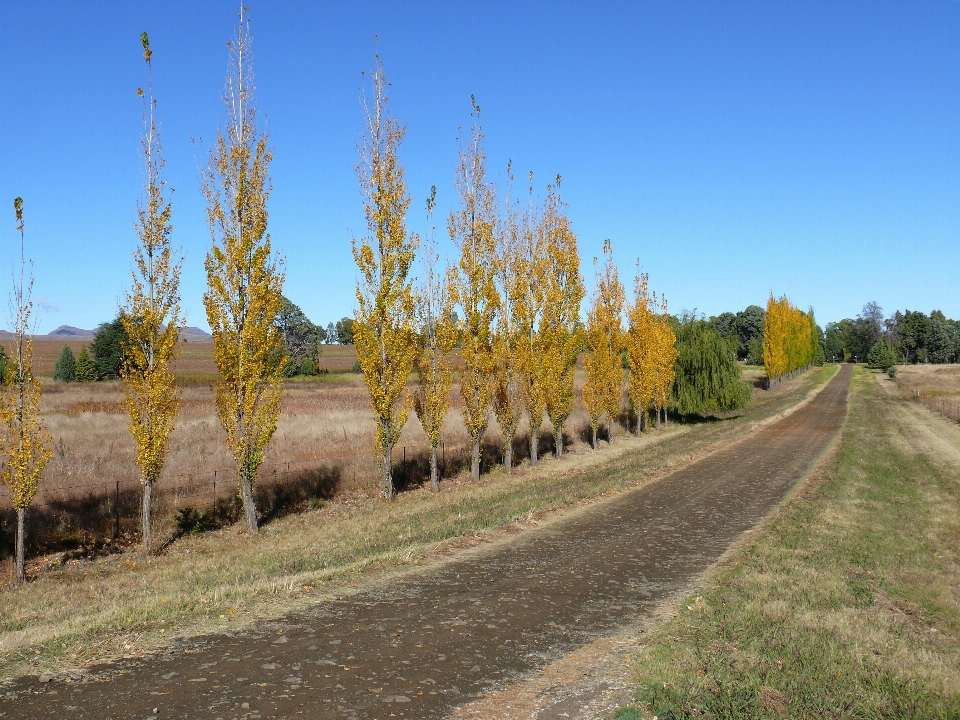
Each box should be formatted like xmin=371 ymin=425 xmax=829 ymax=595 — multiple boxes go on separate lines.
xmin=1 ymin=1 xmax=958 ymax=333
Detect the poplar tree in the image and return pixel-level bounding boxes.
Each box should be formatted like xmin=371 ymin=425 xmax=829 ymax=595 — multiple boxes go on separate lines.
xmin=352 ymin=54 xmax=419 ymax=501
xmin=450 ymin=98 xmax=499 ymax=482
xmin=413 ymin=188 xmax=456 ymax=491
xmin=515 ymin=175 xmax=548 ymax=465
xmin=538 ymin=180 xmax=584 ymax=459
xmin=1 ymin=198 xmax=52 ymax=582
xmin=626 ymin=266 xmax=656 ymax=433
xmin=122 ymin=32 xmax=184 ymax=553
xmin=491 ymin=166 xmax=526 ymax=472
xmin=201 ymin=9 xmax=286 ymax=533
xmin=582 ymin=239 xmax=625 ymax=449
xmin=763 ymin=294 xmax=814 ymax=387
xmin=651 ymin=296 xmax=678 ymax=426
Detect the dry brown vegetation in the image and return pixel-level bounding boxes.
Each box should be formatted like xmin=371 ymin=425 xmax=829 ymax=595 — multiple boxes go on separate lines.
xmin=0 ymin=341 xmax=597 ymax=558
xmin=881 ymin=363 xmax=960 ymax=423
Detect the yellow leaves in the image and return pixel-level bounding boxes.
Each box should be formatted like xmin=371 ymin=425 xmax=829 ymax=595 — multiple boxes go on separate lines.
xmin=450 ymin=105 xmax=499 ymax=460
xmin=537 ymin=184 xmax=584 ymax=452
xmin=626 ymin=265 xmax=676 ymax=430
xmin=764 ymin=294 xmax=813 ymax=383
xmin=123 ymin=55 xmax=183 ymax=492
xmin=201 ymin=17 xmax=284 ymax=527
xmin=583 ymin=240 xmax=625 ymax=436
xmin=353 ymin=57 xmax=419 ymax=498
xmin=1 ymin=204 xmax=50 ymax=515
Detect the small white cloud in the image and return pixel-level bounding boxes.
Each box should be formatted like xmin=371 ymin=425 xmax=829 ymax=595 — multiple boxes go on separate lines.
xmin=37 ymin=297 xmax=60 ymax=312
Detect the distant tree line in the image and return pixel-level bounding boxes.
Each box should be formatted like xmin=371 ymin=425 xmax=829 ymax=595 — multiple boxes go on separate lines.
xmin=825 ymin=302 xmax=959 ymax=366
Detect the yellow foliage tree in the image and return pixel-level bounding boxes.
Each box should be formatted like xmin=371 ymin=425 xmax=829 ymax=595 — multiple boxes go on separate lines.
xmin=538 ymin=179 xmax=584 ymax=459
xmin=582 ymin=239 xmax=625 ymax=449
xmin=514 ymin=174 xmax=548 ymax=465
xmin=413 ymin=188 xmax=456 ymax=492
xmin=450 ymin=98 xmax=500 ymax=482
xmin=626 ymin=266 xmax=657 ymax=433
xmin=1 ymin=198 xmax=52 ymax=583
xmin=122 ymin=32 xmax=184 ymax=553
xmin=352 ymin=56 xmax=419 ymax=501
xmin=201 ymin=10 xmax=286 ymax=533
xmin=491 ymin=165 xmax=526 ymax=472
xmin=763 ymin=293 xmax=813 ymax=387
xmin=650 ymin=294 xmax=678 ymax=427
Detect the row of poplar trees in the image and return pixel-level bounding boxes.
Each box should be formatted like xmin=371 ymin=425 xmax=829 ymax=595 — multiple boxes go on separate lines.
xmin=352 ymin=60 xmax=679 ymax=500
xmin=762 ymin=293 xmax=820 ymax=386
xmin=4 ymin=12 xmax=289 ymax=578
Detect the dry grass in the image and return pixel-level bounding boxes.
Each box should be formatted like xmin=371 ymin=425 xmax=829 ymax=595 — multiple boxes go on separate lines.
xmin=0 ymin=366 xmax=836 ymax=681
xmin=616 ymin=367 xmax=960 ymax=718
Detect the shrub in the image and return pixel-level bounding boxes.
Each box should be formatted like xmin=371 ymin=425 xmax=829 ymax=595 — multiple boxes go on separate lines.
xmin=300 ymin=357 xmax=319 ymax=376
xmin=75 ymin=346 xmax=97 ymax=382
xmin=52 ymin=345 xmax=76 ymax=381
xmin=887 ymin=366 xmax=897 ymax=379
xmin=351 ymin=359 xmax=362 ymax=373
xmin=866 ymin=340 xmax=896 ymax=371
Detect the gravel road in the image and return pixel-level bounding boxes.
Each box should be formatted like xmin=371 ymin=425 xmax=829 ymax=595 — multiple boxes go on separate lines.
xmin=2 ymin=365 xmax=851 ymax=720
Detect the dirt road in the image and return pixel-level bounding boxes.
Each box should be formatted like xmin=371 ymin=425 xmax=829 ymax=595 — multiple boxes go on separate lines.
xmin=2 ymin=366 xmax=851 ymax=719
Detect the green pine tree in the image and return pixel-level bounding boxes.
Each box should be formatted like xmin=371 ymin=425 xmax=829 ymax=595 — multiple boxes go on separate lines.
xmin=867 ymin=341 xmax=896 ymax=371
xmin=52 ymin=345 xmax=76 ymax=382
xmin=75 ymin=346 xmax=97 ymax=382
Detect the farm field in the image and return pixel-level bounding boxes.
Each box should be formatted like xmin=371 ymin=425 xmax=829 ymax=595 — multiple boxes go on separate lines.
xmin=0 ymin=366 xmax=836 ymax=682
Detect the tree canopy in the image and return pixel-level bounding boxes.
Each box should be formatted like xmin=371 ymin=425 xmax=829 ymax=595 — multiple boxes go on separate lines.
xmin=672 ymin=316 xmax=752 ymax=417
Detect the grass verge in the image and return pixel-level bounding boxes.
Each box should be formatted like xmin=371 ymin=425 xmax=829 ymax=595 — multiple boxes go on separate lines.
xmin=0 ymin=366 xmax=836 ymax=681
xmin=615 ymin=366 xmax=960 ymax=719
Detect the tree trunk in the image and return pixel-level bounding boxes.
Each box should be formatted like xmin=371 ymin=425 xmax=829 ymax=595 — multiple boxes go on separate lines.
xmin=382 ymin=439 xmax=395 ymax=500
xmin=636 ymin=409 xmax=644 ymax=436
xmin=471 ymin=439 xmax=481 ymax=482
xmin=430 ymin=446 xmax=439 ymax=492
xmin=530 ymin=424 xmax=539 ymax=466
xmin=504 ymin=439 xmax=513 ymax=474
xmin=554 ymin=423 xmax=563 ymax=460
xmin=141 ymin=480 xmax=153 ymax=554
xmin=240 ymin=465 xmax=259 ymax=533
xmin=591 ymin=425 xmax=597 ymax=450
xmin=608 ymin=416 xmax=615 ymax=445
xmin=16 ymin=507 xmax=25 ymax=583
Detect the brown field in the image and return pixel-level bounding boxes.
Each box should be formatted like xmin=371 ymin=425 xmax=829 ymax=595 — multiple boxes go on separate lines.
xmin=880 ymin=363 xmax=960 ymax=423
xmin=0 ymin=341 xmax=600 ymax=558
xmin=19 ymin=340 xmax=360 ymax=378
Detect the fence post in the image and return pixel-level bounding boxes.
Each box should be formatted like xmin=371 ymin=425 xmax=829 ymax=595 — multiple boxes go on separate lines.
xmin=213 ymin=470 xmax=217 ymax=514
xmin=114 ymin=479 xmax=120 ymax=539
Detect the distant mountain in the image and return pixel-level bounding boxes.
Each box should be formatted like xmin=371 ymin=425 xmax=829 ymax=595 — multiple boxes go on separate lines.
xmin=16 ymin=324 xmax=214 ymax=342
xmin=181 ymin=326 xmax=213 ymax=342
xmin=48 ymin=325 xmax=95 ymax=339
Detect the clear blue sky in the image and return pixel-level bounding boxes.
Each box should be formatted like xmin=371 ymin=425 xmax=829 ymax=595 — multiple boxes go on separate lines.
xmin=1 ymin=1 xmax=958 ymax=333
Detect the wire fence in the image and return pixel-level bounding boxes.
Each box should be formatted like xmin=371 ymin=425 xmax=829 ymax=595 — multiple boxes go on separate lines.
xmin=0 ymin=440 xmax=480 ymax=558
xmin=919 ymin=393 xmax=960 ymax=424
